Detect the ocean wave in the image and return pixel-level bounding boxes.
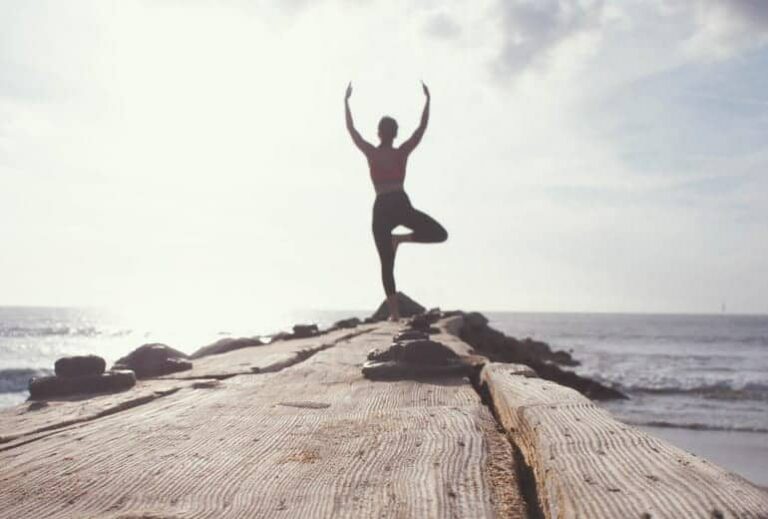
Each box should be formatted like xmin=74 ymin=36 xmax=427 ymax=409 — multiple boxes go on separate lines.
xmin=0 ymin=325 xmax=132 ymax=338
xmin=0 ymin=368 xmax=52 ymax=393
xmin=622 ymin=419 xmax=768 ymax=434
xmin=622 ymin=382 xmax=768 ymax=401
xmin=552 ymin=332 xmax=768 ymax=347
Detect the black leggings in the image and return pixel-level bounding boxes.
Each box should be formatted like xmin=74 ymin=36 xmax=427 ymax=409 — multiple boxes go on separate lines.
xmin=372 ymin=191 xmax=447 ymax=296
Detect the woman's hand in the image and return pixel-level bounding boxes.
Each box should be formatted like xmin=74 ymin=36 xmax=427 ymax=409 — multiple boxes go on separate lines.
xmin=345 ymin=82 xmax=353 ymax=101
xmin=421 ymin=80 xmax=430 ymax=99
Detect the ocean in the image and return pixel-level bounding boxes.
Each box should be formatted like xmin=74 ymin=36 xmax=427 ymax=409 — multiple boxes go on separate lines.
xmin=1 ymin=307 xmax=766 ymax=485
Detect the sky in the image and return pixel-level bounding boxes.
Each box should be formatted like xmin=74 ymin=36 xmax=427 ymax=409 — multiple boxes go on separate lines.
xmin=1 ymin=0 xmax=767 ymax=317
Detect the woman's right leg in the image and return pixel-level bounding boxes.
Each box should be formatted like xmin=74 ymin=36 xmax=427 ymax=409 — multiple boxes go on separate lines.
xmin=372 ymin=198 xmax=399 ymax=319
xmin=373 ymin=222 xmax=396 ymax=297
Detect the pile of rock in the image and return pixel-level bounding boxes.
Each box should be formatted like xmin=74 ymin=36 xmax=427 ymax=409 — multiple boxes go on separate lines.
xmin=365 ymin=294 xmax=626 ymax=400
xmin=28 ymin=355 xmax=136 ymax=399
xmin=113 ymin=344 xmax=192 ymax=379
xmin=460 ymin=311 xmax=579 ymax=366
xmin=362 ymin=330 xmax=480 ymax=380
xmin=406 ymin=308 xmax=443 ymax=334
xmin=457 ymin=311 xmax=626 ymax=400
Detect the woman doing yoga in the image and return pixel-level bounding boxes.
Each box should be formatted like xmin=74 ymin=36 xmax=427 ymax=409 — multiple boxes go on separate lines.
xmin=345 ymin=81 xmax=448 ymax=320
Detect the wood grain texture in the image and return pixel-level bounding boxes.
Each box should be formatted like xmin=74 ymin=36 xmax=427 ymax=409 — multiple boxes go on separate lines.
xmin=159 ymin=327 xmax=373 ymax=380
xmin=0 ymin=379 xmax=189 ymax=447
xmin=0 ymin=329 xmax=371 ymax=450
xmin=481 ymin=362 xmax=768 ymax=519
xmin=0 ymin=323 xmax=525 ymax=518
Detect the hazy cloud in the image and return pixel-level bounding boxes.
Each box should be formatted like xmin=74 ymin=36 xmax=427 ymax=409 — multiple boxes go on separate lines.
xmin=490 ymin=0 xmax=768 ymax=79
xmin=709 ymin=0 xmax=768 ymax=25
xmin=493 ymin=0 xmax=604 ymax=76
xmin=684 ymin=0 xmax=768 ymax=58
xmin=424 ymin=12 xmax=462 ymax=40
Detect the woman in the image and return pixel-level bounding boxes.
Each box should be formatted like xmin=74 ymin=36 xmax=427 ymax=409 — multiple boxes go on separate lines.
xmin=345 ymin=81 xmax=448 ymax=320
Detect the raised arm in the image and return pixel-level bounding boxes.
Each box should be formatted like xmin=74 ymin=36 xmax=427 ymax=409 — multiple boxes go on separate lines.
xmin=345 ymin=82 xmax=373 ymax=154
xmin=401 ymin=81 xmax=430 ymax=154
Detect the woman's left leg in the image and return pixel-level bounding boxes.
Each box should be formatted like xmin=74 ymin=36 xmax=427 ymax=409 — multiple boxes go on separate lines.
xmin=395 ymin=205 xmax=448 ymax=247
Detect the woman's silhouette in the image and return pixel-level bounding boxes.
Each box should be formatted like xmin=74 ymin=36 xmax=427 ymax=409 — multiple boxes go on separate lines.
xmin=345 ymin=81 xmax=448 ymax=320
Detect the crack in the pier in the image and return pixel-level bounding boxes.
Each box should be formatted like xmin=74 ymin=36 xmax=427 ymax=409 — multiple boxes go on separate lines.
xmin=470 ymin=370 xmax=545 ymax=519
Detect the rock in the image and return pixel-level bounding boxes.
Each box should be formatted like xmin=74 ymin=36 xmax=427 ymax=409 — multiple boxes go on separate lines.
xmin=367 ymin=339 xmax=461 ymax=364
xmin=29 ymin=370 xmax=136 ymax=399
xmin=191 ymin=337 xmax=264 ymax=359
xmin=464 ymin=312 xmax=489 ymax=329
xmin=442 ymin=316 xmax=464 ymax=336
xmin=269 ymin=331 xmax=294 ymax=342
xmin=367 ymin=344 xmax=405 ymax=363
xmin=292 ymin=324 xmax=319 ymax=338
xmin=399 ymin=340 xmax=460 ymax=364
xmin=394 ymin=330 xmax=429 ymax=342
xmin=371 ymin=292 xmax=426 ymax=321
xmin=54 ymin=355 xmax=106 ymax=378
xmin=363 ymin=339 xmax=481 ymax=381
xmin=459 ymin=317 xmax=626 ymax=400
xmin=409 ymin=311 xmax=441 ymax=328
xmin=533 ymin=362 xmax=626 ymax=400
xmin=407 ymin=316 xmax=440 ymax=334
xmin=425 ymin=307 xmax=442 ymax=319
xmin=550 ymin=350 xmax=579 ymax=367
xmin=113 ymin=343 xmax=192 ymax=379
xmin=521 ymin=337 xmax=551 ymax=357
xmin=362 ymin=360 xmax=468 ymax=381
xmin=332 ymin=317 xmax=361 ymax=329
xmin=163 ymin=358 xmax=193 ymax=373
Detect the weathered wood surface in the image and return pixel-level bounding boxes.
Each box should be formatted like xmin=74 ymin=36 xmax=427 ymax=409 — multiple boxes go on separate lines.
xmin=0 ymin=379 xmax=187 ymax=448
xmin=0 ymin=328 xmax=371 ymax=449
xmin=481 ymin=362 xmax=768 ymax=519
xmin=159 ymin=327 xmax=373 ymax=380
xmin=0 ymin=323 xmax=525 ymax=518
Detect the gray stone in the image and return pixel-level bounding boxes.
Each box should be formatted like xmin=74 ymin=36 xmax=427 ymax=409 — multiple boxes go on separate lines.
xmin=394 ymin=330 xmax=429 ymax=342
xmin=362 ymin=360 xmax=468 ymax=381
xmin=54 ymin=355 xmax=106 ymax=378
xmin=332 ymin=317 xmax=361 ymax=329
xmin=29 ymin=370 xmax=136 ymax=399
xmin=366 ymin=339 xmax=460 ymax=365
xmin=292 ymin=324 xmax=319 ymax=338
xmin=464 ymin=312 xmax=489 ymax=329
xmin=269 ymin=331 xmax=294 ymax=342
xmin=191 ymin=337 xmax=264 ymax=359
xmin=399 ymin=340 xmax=460 ymax=364
xmin=113 ymin=343 xmax=191 ymax=379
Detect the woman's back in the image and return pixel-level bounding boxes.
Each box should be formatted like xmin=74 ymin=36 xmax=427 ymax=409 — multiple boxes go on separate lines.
xmin=366 ymin=145 xmax=409 ymax=185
